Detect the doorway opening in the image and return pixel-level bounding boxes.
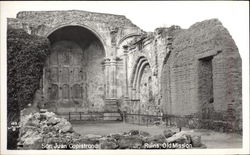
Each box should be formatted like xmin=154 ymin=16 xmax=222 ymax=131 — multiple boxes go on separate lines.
xmin=198 ymin=56 xmax=214 ymax=119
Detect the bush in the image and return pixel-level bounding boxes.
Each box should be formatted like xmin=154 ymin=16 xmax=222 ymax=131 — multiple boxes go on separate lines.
xmin=7 ymin=28 xmax=50 ymax=149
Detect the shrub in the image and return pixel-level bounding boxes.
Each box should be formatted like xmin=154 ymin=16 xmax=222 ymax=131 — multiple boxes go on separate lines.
xmin=7 ymin=28 xmax=50 ymax=149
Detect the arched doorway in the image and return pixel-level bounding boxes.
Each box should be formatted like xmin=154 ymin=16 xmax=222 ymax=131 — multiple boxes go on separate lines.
xmin=130 ymin=56 xmax=157 ymax=115
xmin=43 ymin=26 xmax=105 ymax=113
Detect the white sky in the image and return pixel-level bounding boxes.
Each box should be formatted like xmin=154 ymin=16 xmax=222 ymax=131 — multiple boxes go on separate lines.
xmin=0 ymin=1 xmax=250 ymax=154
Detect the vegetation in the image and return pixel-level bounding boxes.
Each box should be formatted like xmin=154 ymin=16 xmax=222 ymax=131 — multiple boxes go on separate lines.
xmin=7 ymin=28 xmax=50 ymax=149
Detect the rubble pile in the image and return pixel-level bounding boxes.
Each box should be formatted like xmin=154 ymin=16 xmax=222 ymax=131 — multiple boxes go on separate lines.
xmin=18 ymin=111 xmax=81 ymax=149
xmin=18 ymin=112 xmax=206 ymax=149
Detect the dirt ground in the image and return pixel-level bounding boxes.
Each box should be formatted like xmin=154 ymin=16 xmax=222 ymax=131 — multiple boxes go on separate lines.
xmin=72 ymin=121 xmax=242 ymax=149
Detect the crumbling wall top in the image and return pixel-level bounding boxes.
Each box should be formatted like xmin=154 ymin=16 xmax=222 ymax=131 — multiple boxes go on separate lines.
xmin=16 ymin=10 xmax=139 ymax=29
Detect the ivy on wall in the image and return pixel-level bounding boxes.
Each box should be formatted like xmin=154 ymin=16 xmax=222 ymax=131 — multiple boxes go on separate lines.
xmin=7 ymin=28 xmax=50 ymax=149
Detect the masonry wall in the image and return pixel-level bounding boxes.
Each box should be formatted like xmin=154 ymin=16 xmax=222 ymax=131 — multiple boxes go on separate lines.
xmin=7 ymin=11 xmax=242 ymax=131
xmin=160 ymin=19 xmax=242 ymax=131
xmin=7 ymin=10 xmax=142 ymax=58
xmin=7 ymin=10 xmax=143 ymax=113
xmin=124 ymin=19 xmax=241 ymax=131
xmin=85 ymin=42 xmax=106 ymax=112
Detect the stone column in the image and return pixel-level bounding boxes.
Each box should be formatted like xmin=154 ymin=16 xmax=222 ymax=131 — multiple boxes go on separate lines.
xmin=123 ymin=45 xmax=129 ymax=98
xmin=104 ymin=27 xmax=120 ymax=113
xmin=122 ymin=45 xmax=131 ymax=112
xmin=104 ymin=58 xmax=111 ymax=99
xmin=128 ymin=85 xmax=133 ymax=99
xmin=132 ymin=88 xmax=136 ymax=100
xmin=104 ymin=56 xmax=119 ymax=112
xmin=110 ymin=58 xmax=117 ymax=98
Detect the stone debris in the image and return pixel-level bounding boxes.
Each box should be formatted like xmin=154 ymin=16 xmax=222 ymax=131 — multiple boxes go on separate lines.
xmin=128 ymin=129 xmax=139 ymax=135
xmin=118 ymin=136 xmax=143 ymax=149
xmin=18 ymin=112 xmax=206 ymax=149
xmin=190 ymin=135 xmax=202 ymax=147
xmin=18 ymin=112 xmax=80 ymax=149
xmin=163 ymin=129 xmax=175 ymax=138
xmin=166 ymin=132 xmax=192 ymax=144
xmin=100 ymin=139 xmax=118 ymax=149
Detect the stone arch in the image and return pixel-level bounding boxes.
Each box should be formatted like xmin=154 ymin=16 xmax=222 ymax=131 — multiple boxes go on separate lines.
xmin=116 ymin=33 xmax=142 ymax=57
xmin=131 ymin=57 xmax=147 ymax=87
xmin=129 ymin=55 xmax=158 ymax=115
xmin=130 ymin=56 xmax=151 ymax=99
xmin=43 ymin=25 xmax=106 ymax=113
xmin=129 ymin=53 xmax=153 ymax=85
xmin=45 ymin=24 xmax=107 ymax=57
xmin=117 ymin=33 xmax=141 ymax=46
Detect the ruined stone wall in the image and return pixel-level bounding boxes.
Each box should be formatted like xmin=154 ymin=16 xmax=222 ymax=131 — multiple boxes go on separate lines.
xmin=125 ymin=19 xmax=241 ymax=131
xmin=139 ymin=65 xmax=160 ymax=115
xmin=42 ymin=39 xmax=105 ymax=113
xmin=7 ymin=11 xmax=241 ymax=131
xmin=7 ymin=10 xmax=143 ymax=114
xmin=123 ymin=27 xmax=180 ymax=115
xmin=85 ymin=42 xmax=105 ymax=112
xmin=124 ymin=41 xmax=161 ymax=115
xmin=159 ymin=19 xmax=242 ymax=131
xmin=170 ymin=19 xmax=241 ymax=117
xmin=7 ymin=10 xmax=142 ymax=57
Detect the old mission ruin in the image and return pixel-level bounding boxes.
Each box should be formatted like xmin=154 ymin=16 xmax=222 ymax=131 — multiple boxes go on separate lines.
xmin=8 ymin=10 xmax=242 ymax=131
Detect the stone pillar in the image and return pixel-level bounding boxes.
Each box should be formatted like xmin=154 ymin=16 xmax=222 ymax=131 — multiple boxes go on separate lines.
xmin=121 ymin=45 xmax=132 ymax=112
xmin=128 ymin=85 xmax=133 ymax=99
xmin=110 ymin=58 xmax=117 ymax=98
xmin=104 ymin=27 xmax=119 ymax=113
xmin=132 ymin=88 xmax=136 ymax=100
xmin=123 ymin=45 xmax=129 ymax=98
xmin=104 ymin=58 xmax=111 ymax=99
xmin=104 ymin=56 xmax=119 ymax=112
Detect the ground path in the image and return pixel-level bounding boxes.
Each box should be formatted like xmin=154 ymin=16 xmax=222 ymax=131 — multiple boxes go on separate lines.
xmin=72 ymin=121 xmax=242 ymax=149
